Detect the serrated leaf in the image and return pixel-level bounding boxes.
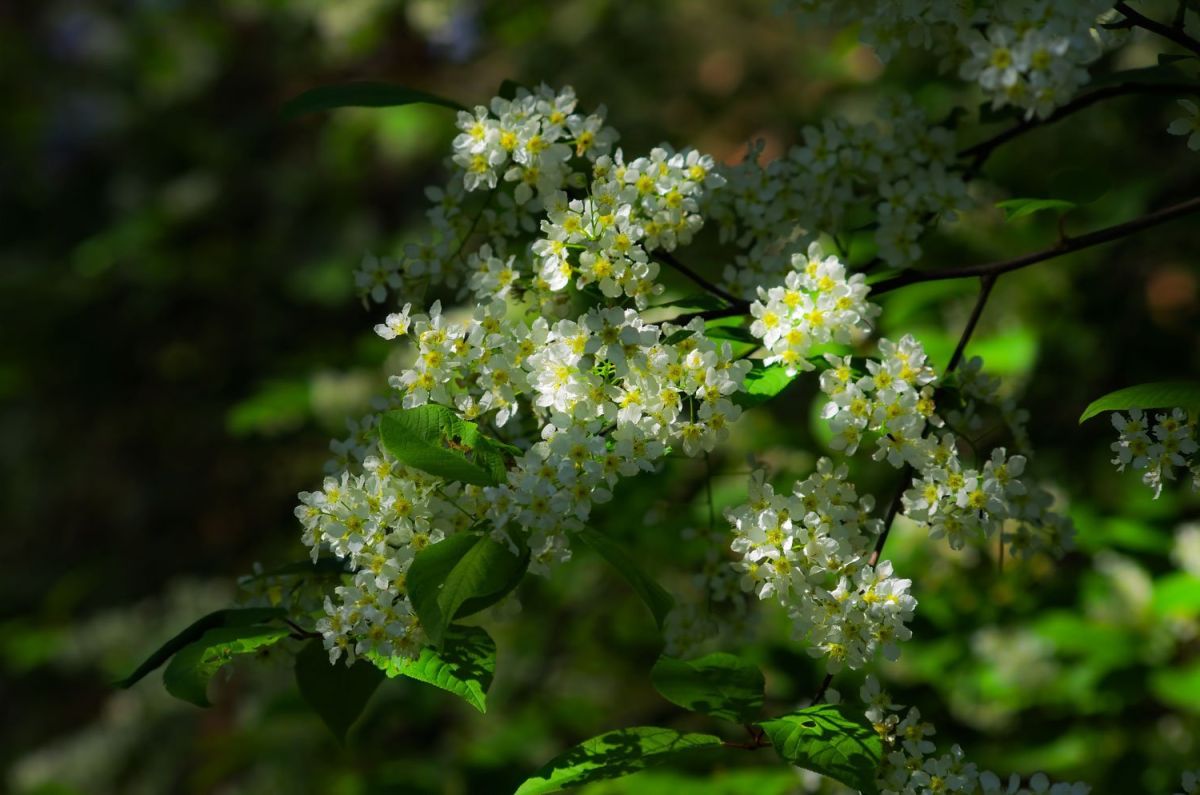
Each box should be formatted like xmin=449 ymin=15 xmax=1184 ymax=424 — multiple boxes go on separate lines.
xmin=407 ymin=532 xmax=528 ymax=646
xmin=735 ymin=364 xmax=795 ymax=409
xmin=115 ymin=607 xmax=286 ymax=688
xmin=294 ymin=640 xmax=384 ymax=743
xmin=282 ymin=82 xmax=465 ymax=118
xmin=758 ymin=705 xmax=882 ymax=795
xmin=366 ymin=625 xmax=495 ymax=712
xmin=1079 ymin=381 xmax=1200 ymax=423
xmin=650 ymin=653 xmax=765 ymax=723
xmin=995 ymin=198 xmax=1077 ymax=221
xmin=378 ymin=405 xmax=502 ymax=486
xmin=514 ymin=727 xmax=724 ymax=795
xmin=163 ymin=625 xmax=289 ymax=707
xmin=575 ymin=528 xmax=674 ymax=630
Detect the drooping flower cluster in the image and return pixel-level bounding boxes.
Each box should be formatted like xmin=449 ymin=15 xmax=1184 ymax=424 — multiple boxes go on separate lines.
xmin=725 ymin=462 xmax=916 ymax=671
xmin=748 ymin=243 xmax=877 ymax=376
xmin=783 ymin=1 xmax=1121 ymax=119
xmin=301 ymin=293 xmax=750 ymax=661
xmin=354 ymin=84 xmax=619 ymax=305
xmin=855 ymin=677 xmax=1092 ymax=794
xmin=814 ymin=334 xmax=1075 ymax=558
xmin=707 ymin=97 xmax=968 ymax=287
xmin=1110 ymin=408 xmax=1200 ymax=497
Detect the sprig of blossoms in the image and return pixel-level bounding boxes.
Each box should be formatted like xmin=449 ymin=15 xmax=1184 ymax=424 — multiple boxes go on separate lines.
xmin=748 ymin=242 xmax=878 ymax=376
xmin=707 ymin=97 xmax=967 ymax=288
xmin=856 ymin=677 xmax=1092 ymax=794
xmin=783 ymin=1 xmax=1122 ymax=119
xmin=725 ymin=462 xmax=916 ymax=671
xmin=816 ymin=335 xmax=1075 ymax=558
xmin=1110 ymin=408 xmax=1200 ymax=497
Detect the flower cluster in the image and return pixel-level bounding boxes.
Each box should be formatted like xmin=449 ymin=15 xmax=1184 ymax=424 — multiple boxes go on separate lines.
xmin=1179 ymin=770 xmax=1199 ymax=795
xmin=816 ymin=335 xmax=1074 ymax=558
xmin=301 ymin=290 xmax=750 ymax=660
xmin=1110 ymin=408 xmax=1200 ymax=497
xmin=530 ymin=146 xmax=723 ymax=308
xmin=748 ymin=243 xmax=877 ymax=376
xmin=783 ymin=1 xmax=1120 ymax=119
xmin=725 ymin=462 xmax=916 ymax=671
xmin=856 ymin=677 xmax=1092 ymax=794
xmin=706 ymin=97 xmax=967 ymax=288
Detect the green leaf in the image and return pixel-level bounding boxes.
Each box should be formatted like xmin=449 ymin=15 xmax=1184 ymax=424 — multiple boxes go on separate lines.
xmin=1152 ymin=573 xmax=1200 ymax=619
xmin=652 ymin=294 xmax=729 ymax=312
xmin=703 ymin=324 xmax=758 ymax=345
xmin=294 ymin=640 xmax=384 ymax=743
xmin=282 ymin=82 xmax=465 ymax=118
xmin=378 ymin=405 xmax=503 ymax=486
xmin=366 ymin=625 xmax=496 ymax=713
xmin=162 ymin=625 xmax=290 ymax=707
xmin=758 ymin=705 xmax=882 ymax=795
xmin=514 ymin=727 xmax=724 ymax=795
xmin=734 ymin=364 xmax=795 ymax=409
xmin=406 ymin=532 xmax=528 ymax=645
xmin=1079 ymin=381 xmax=1200 ymax=423
xmin=650 ymin=653 xmax=765 ymax=723
xmin=115 ymin=607 xmax=286 ymax=688
xmin=995 ymin=198 xmax=1077 ymax=221
xmin=574 ymin=528 xmax=674 ymax=630
xmin=1151 ymin=662 xmax=1200 ymax=713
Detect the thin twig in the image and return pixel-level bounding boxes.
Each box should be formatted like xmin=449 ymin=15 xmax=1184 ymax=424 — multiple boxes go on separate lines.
xmin=871 ymin=195 xmax=1200 ymax=294
xmin=652 ymin=249 xmax=742 ymax=305
xmin=1115 ymin=1 xmax=1200 ymax=56
xmin=959 ymin=81 xmax=1200 ymax=177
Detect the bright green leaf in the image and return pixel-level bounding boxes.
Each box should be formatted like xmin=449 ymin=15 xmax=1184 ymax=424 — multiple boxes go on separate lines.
xmin=1151 ymin=662 xmax=1200 ymax=713
xmin=758 ymin=704 xmax=882 ymax=795
xmin=115 ymin=607 xmax=286 ymax=689
xmin=406 ymin=532 xmax=528 ymax=646
xmin=1079 ymin=381 xmax=1200 ymax=423
xmin=735 ymin=364 xmax=795 ymax=409
xmin=282 ymin=82 xmax=465 ymax=118
xmin=650 ymin=653 xmax=765 ymax=723
xmin=366 ymin=625 xmax=496 ymax=713
xmin=652 ymin=294 xmax=729 ymax=312
xmin=514 ymin=727 xmax=724 ymax=795
xmin=575 ymin=528 xmax=674 ymax=630
xmin=163 ymin=625 xmax=289 ymax=707
xmin=378 ymin=405 xmax=502 ymax=486
xmin=995 ymin=198 xmax=1077 ymax=221
xmin=294 ymin=640 xmax=384 ymax=743
xmin=1152 ymin=573 xmax=1200 ymax=619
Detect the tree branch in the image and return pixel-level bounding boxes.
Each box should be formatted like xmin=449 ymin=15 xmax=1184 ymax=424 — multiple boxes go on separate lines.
xmin=959 ymin=82 xmax=1200 ymax=177
xmin=1115 ymin=1 xmax=1200 ymax=56
xmin=871 ymin=195 xmax=1200 ymax=294
xmin=652 ymin=250 xmax=742 ymax=305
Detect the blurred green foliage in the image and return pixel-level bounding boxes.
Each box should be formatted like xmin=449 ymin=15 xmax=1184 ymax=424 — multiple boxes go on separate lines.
xmin=2 ymin=1 xmax=1199 ymax=793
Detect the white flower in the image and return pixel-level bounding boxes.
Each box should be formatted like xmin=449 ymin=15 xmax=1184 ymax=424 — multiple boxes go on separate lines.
xmin=1168 ymin=100 xmax=1200 ymax=151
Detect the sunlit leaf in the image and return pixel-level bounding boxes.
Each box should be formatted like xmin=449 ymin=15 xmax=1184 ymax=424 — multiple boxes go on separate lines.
xmin=366 ymin=625 xmax=496 ymax=713
xmin=515 ymin=727 xmax=723 ymax=794
xmin=758 ymin=705 xmax=882 ymax=795
xmin=282 ymin=82 xmax=465 ymax=118
xmin=163 ymin=624 xmax=289 ymax=707
xmin=1079 ymin=381 xmax=1200 ymax=423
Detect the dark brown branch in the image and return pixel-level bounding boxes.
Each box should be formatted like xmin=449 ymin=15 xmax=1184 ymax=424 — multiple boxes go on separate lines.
xmin=871 ymin=195 xmax=1200 ymax=294
xmin=959 ymin=82 xmax=1200 ymax=176
xmin=652 ymin=250 xmax=743 ymax=305
xmin=1115 ymin=2 xmax=1200 ymax=56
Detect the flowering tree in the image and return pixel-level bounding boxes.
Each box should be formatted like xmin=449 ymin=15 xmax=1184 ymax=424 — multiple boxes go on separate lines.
xmin=113 ymin=2 xmax=1200 ymax=793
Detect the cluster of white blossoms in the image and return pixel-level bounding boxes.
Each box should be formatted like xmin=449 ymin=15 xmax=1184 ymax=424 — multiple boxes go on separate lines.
xmin=706 ymin=97 xmax=968 ymax=289
xmin=748 ymin=243 xmax=878 ymax=376
xmin=301 ymin=294 xmax=750 ymax=661
xmin=783 ymin=1 xmax=1120 ymax=119
xmin=1179 ymin=770 xmax=1200 ymax=795
xmin=851 ymin=677 xmax=1092 ymax=795
xmin=814 ymin=334 xmax=1074 ymax=558
xmin=725 ymin=462 xmax=916 ymax=671
xmin=1110 ymin=408 xmax=1200 ymax=497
